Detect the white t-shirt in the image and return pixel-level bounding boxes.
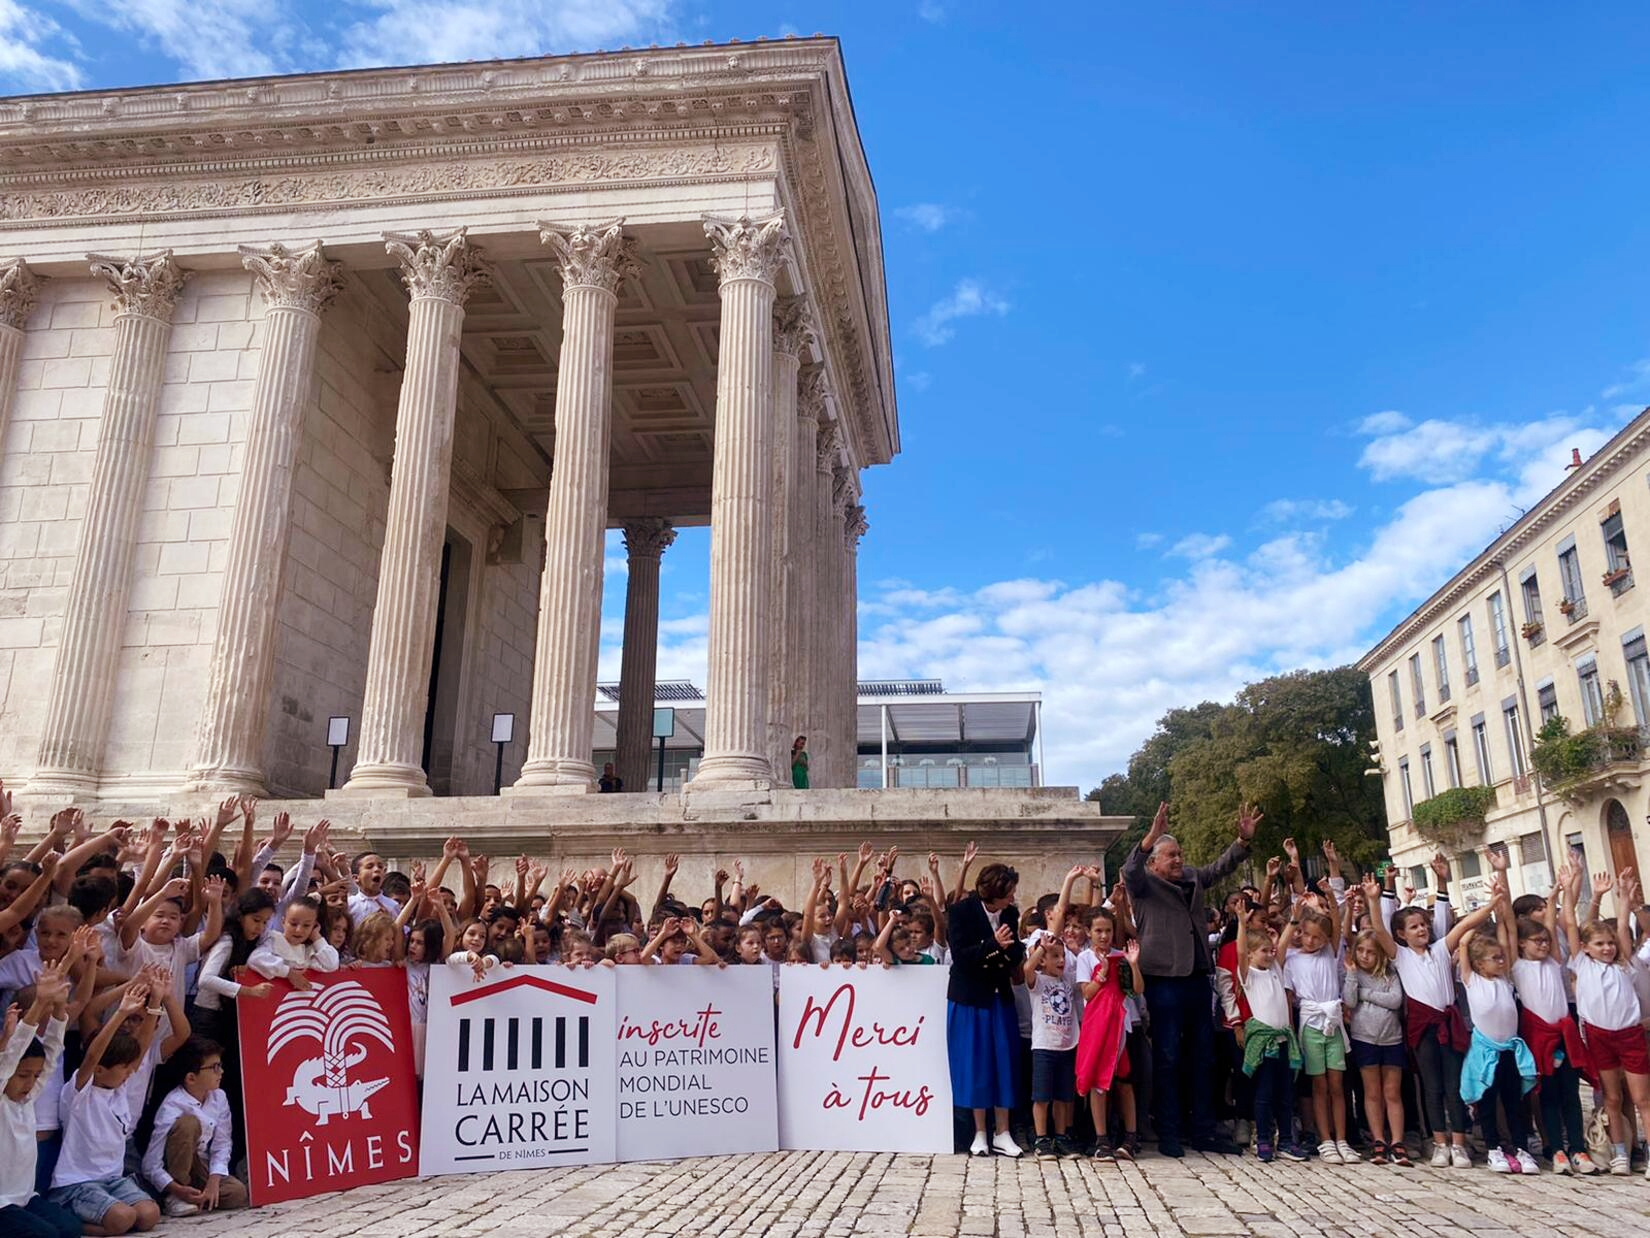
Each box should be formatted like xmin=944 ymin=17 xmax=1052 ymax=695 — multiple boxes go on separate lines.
xmin=348 ymin=890 xmax=400 ymax=927
xmin=1243 ymin=964 xmax=1290 ymax=1031
xmin=1510 ymin=957 xmax=1568 ymax=1024
xmin=1284 ymin=947 xmax=1345 ymax=1035
xmin=52 ymin=1076 xmax=134 ymax=1189
xmin=1 ymin=1016 xmax=63 ymax=1208
xmin=127 ymin=933 xmax=203 ymax=1006
xmin=1569 ymin=953 xmax=1643 ymax=1032
xmin=1392 ymin=940 xmax=1455 ymax=1012
xmin=1464 ymin=971 xmax=1518 ymax=1043
xmin=1028 ymin=954 xmax=1080 ymax=1052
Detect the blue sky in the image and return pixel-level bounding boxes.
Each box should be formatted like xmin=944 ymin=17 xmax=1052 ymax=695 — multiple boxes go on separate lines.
xmin=6 ymin=3 xmax=1650 ymax=790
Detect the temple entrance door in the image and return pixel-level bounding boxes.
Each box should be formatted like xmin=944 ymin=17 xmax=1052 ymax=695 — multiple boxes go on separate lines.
xmin=422 ymin=530 xmax=473 ymax=795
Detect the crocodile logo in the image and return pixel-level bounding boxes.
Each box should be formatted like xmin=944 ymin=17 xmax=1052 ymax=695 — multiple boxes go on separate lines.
xmin=267 ymin=980 xmax=394 ymax=1127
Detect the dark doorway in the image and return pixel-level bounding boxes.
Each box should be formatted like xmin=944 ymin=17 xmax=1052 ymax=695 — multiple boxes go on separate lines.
xmin=422 ymin=530 xmax=473 ymax=795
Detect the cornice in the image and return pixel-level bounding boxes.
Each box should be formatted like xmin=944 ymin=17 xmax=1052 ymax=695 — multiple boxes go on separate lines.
xmin=1357 ymin=409 xmax=1650 ymax=673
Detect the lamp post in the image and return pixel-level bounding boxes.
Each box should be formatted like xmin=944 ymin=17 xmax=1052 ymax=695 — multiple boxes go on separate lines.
xmin=653 ymin=707 xmax=675 ymax=792
xmin=326 ymin=716 xmax=350 ymax=791
xmin=491 ymin=714 xmax=514 ymax=796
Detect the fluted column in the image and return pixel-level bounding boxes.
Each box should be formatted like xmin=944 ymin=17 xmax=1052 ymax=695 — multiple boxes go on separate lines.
xmin=189 ymin=243 xmax=344 ymax=794
xmin=693 ymin=213 xmax=790 ymax=788
xmin=766 ymin=297 xmax=813 ymax=785
xmin=0 ymin=259 xmax=44 ymax=462
xmin=31 ymin=252 xmax=188 ymax=795
xmin=789 ymin=367 xmax=824 ymax=786
xmin=843 ymin=502 xmax=868 ymax=789
xmin=614 ymin=519 xmax=675 ymax=792
xmin=341 ymin=229 xmax=490 ymax=797
xmin=513 ymin=220 xmax=639 ymax=792
xmin=809 ymin=421 xmax=840 ymax=786
xmin=826 ymin=466 xmax=854 ymax=788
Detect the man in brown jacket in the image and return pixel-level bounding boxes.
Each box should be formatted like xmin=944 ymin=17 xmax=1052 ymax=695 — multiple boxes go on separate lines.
xmin=1123 ymin=800 xmax=1260 ymax=1157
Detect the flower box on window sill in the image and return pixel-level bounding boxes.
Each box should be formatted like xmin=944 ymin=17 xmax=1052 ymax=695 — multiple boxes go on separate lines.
xmin=1557 ymin=599 xmax=1577 ymax=617
xmin=1520 ymin=621 xmax=1543 ymax=640
xmin=1602 ymin=568 xmax=1631 ymax=588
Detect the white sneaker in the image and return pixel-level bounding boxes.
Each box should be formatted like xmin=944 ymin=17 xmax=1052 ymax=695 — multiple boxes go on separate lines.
xmin=1513 ymin=1150 xmax=1539 ymax=1174
xmin=1451 ymin=1144 xmax=1472 ymax=1169
xmin=1487 ymin=1148 xmax=1511 ymax=1173
xmin=163 ymin=1197 xmax=201 ymax=1218
xmin=1610 ymin=1153 xmax=1630 ymax=1176
xmin=1430 ymin=1143 xmax=1450 ymax=1167
xmin=1318 ymin=1140 xmax=1343 ymax=1164
xmin=992 ymin=1131 xmax=1024 ymax=1159
xmin=969 ymin=1131 xmax=990 ymax=1157
xmin=1336 ymin=1140 xmax=1362 ymax=1164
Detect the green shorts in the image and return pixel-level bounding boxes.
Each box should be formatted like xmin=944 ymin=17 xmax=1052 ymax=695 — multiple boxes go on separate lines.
xmin=1300 ymin=1025 xmax=1346 ymax=1076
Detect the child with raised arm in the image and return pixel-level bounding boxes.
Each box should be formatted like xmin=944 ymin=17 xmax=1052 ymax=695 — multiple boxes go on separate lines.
xmin=248 ymin=896 xmax=340 ymax=990
xmin=1023 ymin=926 xmax=1079 ymax=1158
xmin=1238 ymin=898 xmax=1306 ymax=1163
xmin=1457 ymin=873 xmax=1538 ymax=1173
xmin=1512 ymin=860 xmax=1595 ymax=1174
xmin=141 ymin=1036 xmax=248 ymax=1217
xmin=1074 ymin=907 xmax=1138 ymax=1161
xmin=1369 ymin=852 xmax=1495 ymax=1168
xmin=47 ymin=980 xmax=161 ymax=1236
xmin=1562 ymin=865 xmax=1650 ymax=1177
xmin=1277 ymin=852 xmax=1358 ymax=1166
xmin=1 ymin=957 xmax=78 ymax=1238
xmin=1347 ymin=875 xmax=1409 ymax=1167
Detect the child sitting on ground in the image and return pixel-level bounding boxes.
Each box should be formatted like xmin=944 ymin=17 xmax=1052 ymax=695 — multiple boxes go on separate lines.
xmin=141 ymin=1036 xmax=248 ymax=1217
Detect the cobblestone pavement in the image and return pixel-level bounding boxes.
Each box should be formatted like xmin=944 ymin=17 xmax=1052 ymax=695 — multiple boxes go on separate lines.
xmin=169 ymin=1150 xmax=1650 ymax=1238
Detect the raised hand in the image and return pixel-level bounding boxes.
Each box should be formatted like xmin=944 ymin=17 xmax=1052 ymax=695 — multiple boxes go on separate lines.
xmin=1361 ymin=872 xmax=1383 ymax=907
xmin=202 ymin=874 xmax=227 ymax=905
xmin=33 ymin=956 xmax=71 ymax=1012
xmin=1594 ymin=871 xmax=1615 ymax=896
xmin=857 ymin=841 xmax=874 ymax=864
xmin=119 ymin=981 xmax=151 ymax=1015
xmin=269 ymin=811 xmax=294 ymax=851
xmin=0 ymin=779 xmax=10 ymax=819
xmin=663 ymin=853 xmax=680 ymax=877
xmin=1236 ymin=803 xmax=1263 ymax=840
xmin=1430 ymin=851 xmax=1451 ymax=883
xmin=993 ymin=923 xmax=1015 ymax=949
xmin=714 ymin=868 xmax=730 ymax=887
xmin=1282 ymin=837 xmax=1299 ymax=863
xmin=215 ymin=795 xmax=242 ymax=829
xmin=1265 ymin=856 xmax=1282 ymax=879
xmin=1321 ymin=838 xmax=1341 ymax=865
xmin=528 ymin=862 xmax=547 ymax=888
xmin=1488 ymin=846 xmax=1510 ymax=874
xmin=442 ymin=836 xmax=462 ymax=860
xmin=0 ymin=813 xmax=20 ymax=853
xmin=515 ymin=855 xmax=530 ymax=878
xmin=962 ymin=839 xmax=979 ymax=866
xmin=411 ymin=859 xmax=427 ymax=885
xmin=237 ymin=796 xmax=258 ymax=829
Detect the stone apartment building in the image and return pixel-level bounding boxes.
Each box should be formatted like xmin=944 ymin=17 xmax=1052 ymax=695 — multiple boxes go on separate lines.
xmin=1358 ymin=408 xmax=1650 ymax=908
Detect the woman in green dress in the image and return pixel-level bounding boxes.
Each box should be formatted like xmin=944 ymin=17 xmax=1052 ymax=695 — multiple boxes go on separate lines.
xmin=790 ymin=735 xmax=810 ymax=788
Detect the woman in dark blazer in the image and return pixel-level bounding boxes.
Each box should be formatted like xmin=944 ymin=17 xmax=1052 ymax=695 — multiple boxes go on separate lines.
xmin=947 ymin=862 xmax=1026 ymax=1156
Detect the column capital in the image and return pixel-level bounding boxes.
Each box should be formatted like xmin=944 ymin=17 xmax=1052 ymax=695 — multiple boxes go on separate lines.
xmin=384 ymin=227 xmax=492 ymax=306
xmin=622 ymin=517 xmax=677 ymax=561
xmin=0 ymin=257 xmax=44 ymax=329
xmin=87 ymin=250 xmax=189 ymax=324
xmin=773 ymin=295 xmax=815 ymax=360
xmin=538 ymin=218 xmax=642 ymax=295
xmin=846 ymin=504 xmax=868 ymax=547
xmin=798 ymin=364 xmax=828 ymax=422
xmin=816 ymin=420 xmax=840 ymax=470
xmin=239 ymin=241 xmax=345 ymax=315
xmin=832 ymin=463 xmax=856 ymax=515
xmin=703 ymin=212 xmax=790 ymax=286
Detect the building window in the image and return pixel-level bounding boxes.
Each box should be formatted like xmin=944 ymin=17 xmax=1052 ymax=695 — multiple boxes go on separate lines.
xmin=1537 ymin=680 xmax=1558 ymax=723
xmin=1458 ymin=850 xmax=1482 ymax=879
xmin=1388 ymin=669 xmax=1404 ymax=733
xmin=1557 ymin=539 xmax=1588 ymax=619
xmin=1520 ymin=569 xmax=1544 ymax=644
xmin=1459 ymin=614 xmax=1479 ymax=686
xmin=1444 ymin=733 xmax=1462 ymax=788
xmin=1410 ymin=653 xmax=1426 ymax=717
xmin=1489 ymin=590 xmax=1511 ymax=667
xmin=1518 ymin=831 xmax=1550 ymax=891
xmin=1399 ymin=758 xmax=1414 ymax=818
xmin=1625 ymin=630 xmax=1650 ymax=736
xmin=1420 ymin=744 xmax=1436 ymax=798
xmin=1504 ymin=701 xmax=1527 ymax=778
xmin=1471 ymin=714 xmax=1492 ymax=783
xmin=1603 ymin=511 xmax=1633 ymax=595
xmin=1578 ymin=657 xmax=1605 ymax=726
xmin=1432 ymin=635 xmax=1451 ymax=703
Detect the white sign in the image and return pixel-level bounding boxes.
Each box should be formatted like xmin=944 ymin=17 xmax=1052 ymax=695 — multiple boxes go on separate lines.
xmin=777 ymin=965 xmax=953 ymax=1154
xmin=615 ymin=967 xmax=778 ymax=1161
xmin=420 ymin=965 xmax=616 ymax=1174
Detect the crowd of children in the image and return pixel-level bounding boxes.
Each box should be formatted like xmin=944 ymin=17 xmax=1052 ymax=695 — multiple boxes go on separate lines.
xmin=3 ymin=785 xmax=1650 ymax=1234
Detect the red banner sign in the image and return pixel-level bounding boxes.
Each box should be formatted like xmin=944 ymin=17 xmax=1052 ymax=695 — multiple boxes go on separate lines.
xmin=237 ymin=969 xmax=420 ymax=1203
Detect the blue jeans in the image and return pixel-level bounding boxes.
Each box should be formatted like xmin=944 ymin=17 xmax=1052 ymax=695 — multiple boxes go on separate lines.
xmin=1144 ymin=973 xmax=1217 ymax=1144
xmin=1 ymin=1199 xmax=84 ymax=1238
xmin=1251 ymin=1047 xmax=1296 ymax=1148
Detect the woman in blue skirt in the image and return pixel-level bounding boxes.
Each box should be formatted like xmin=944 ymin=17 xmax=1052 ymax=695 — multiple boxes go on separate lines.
xmin=948 ymin=862 xmax=1027 ymax=1156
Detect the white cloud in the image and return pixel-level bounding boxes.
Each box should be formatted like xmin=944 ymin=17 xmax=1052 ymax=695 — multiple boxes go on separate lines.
xmin=337 ymin=0 xmax=671 ymax=68
xmin=1261 ymin=498 xmax=1355 ymax=524
xmin=61 ymin=0 xmax=291 ymax=80
xmin=1357 ymin=410 xmax=1412 ymax=435
xmin=1127 ymin=362 xmax=1146 ymax=381
xmin=1356 ymin=410 xmax=1608 ymax=486
xmin=894 ymin=203 xmax=957 ymax=233
xmin=1602 ymin=358 xmax=1650 ymax=400
xmin=1166 ymin=532 xmax=1231 ymax=560
xmin=905 ymin=371 xmax=932 ymax=393
xmin=1134 ymin=532 xmax=1163 ymax=550
xmin=917 ymin=1 xmax=945 ymax=22
xmin=0 ymin=0 xmax=82 ymax=90
xmin=912 ymin=279 xmax=1010 ymax=347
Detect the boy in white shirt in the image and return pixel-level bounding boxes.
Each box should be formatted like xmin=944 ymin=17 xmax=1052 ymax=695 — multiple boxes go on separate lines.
xmin=142 ymin=1037 xmax=248 ymax=1217
xmin=1024 ymin=929 xmax=1080 ymax=1158
xmin=119 ymin=875 xmax=226 ymax=1009
xmin=47 ymin=980 xmax=161 ymax=1236
xmin=1 ymin=959 xmax=77 ymax=1238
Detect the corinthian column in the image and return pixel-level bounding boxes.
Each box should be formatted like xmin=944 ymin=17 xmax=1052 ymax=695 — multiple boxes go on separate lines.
xmin=513 ymin=220 xmax=639 ymax=792
xmin=788 ymin=366 xmax=825 ymax=786
xmin=809 ymin=421 xmax=840 ymax=786
xmin=614 ymin=518 xmax=676 ymax=792
xmin=189 ymin=243 xmax=344 ymax=794
xmin=767 ymin=297 xmax=813 ymax=785
xmin=693 ymin=213 xmax=790 ymax=788
xmin=843 ymin=501 xmax=868 ymax=789
xmin=31 ymin=252 xmax=188 ymax=795
xmin=341 ymin=229 xmax=490 ymax=797
xmin=0 ymin=259 xmax=44 ymax=461
xmin=825 ymin=465 xmax=854 ymax=788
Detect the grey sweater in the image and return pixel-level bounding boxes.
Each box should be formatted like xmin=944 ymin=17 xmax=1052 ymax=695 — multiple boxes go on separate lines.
xmin=1342 ymin=967 xmax=1404 ymax=1046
